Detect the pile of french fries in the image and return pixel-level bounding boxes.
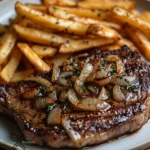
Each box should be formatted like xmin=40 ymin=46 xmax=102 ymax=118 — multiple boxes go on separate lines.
xmin=0 ymin=0 xmax=150 ymax=83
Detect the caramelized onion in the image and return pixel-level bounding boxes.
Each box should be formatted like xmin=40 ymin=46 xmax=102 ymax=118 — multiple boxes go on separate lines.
xmin=52 ymin=65 xmax=60 ymax=82
xmin=105 ymin=55 xmax=124 ymax=74
xmin=95 ymin=64 xmax=112 ymax=79
xmin=35 ymin=97 xmax=54 ymax=109
xmin=78 ymin=98 xmax=110 ymax=111
xmin=79 ymin=63 xmax=93 ymax=81
xmin=74 ymin=63 xmax=93 ymax=95
xmin=98 ymin=87 xmax=109 ymax=100
xmin=58 ymin=71 xmax=73 ymax=86
xmin=112 ymin=75 xmax=136 ymax=86
xmin=25 ymin=77 xmax=57 ymax=101
xmin=67 ymin=89 xmax=80 ymax=106
xmin=113 ymin=85 xmax=125 ymax=102
xmin=47 ymin=108 xmax=61 ymax=125
xmin=59 ymin=90 xmax=67 ymax=102
xmin=94 ymin=76 xmax=113 ymax=86
xmin=68 ymin=89 xmax=110 ymax=111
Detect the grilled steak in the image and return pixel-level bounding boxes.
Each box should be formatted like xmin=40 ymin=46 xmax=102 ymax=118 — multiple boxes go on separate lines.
xmin=0 ymin=46 xmax=150 ymax=148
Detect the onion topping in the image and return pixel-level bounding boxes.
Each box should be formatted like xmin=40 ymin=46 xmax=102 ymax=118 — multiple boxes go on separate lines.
xmin=47 ymin=108 xmax=61 ymax=125
xmin=74 ymin=63 xmax=93 ymax=95
xmin=94 ymin=55 xmax=124 ymax=86
xmin=25 ymin=77 xmax=57 ymax=101
xmin=105 ymin=55 xmax=124 ymax=74
xmin=58 ymin=72 xmax=73 ymax=86
xmin=68 ymin=89 xmax=110 ymax=111
xmin=95 ymin=64 xmax=112 ymax=79
xmin=112 ymin=75 xmax=136 ymax=86
xmin=113 ymin=85 xmax=125 ymax=102
xmin=94 ymin=76 xmax=113 ymax=86
xmin=98 ymin=86 xmax=109 ymax=100
xmin=35 ymin=97 xmax=54 ymax=110
xmin=52 ymin=65 xmax=60 ymax=82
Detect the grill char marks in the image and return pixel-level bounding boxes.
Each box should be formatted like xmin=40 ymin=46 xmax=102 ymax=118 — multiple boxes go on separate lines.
xmin=0 ymin=46 xmax=150 ymax=148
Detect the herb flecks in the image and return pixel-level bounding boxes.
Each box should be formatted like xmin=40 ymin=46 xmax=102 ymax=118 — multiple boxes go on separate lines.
xmin=100 ymin=60 xmax=108 ymax=69
xmin=70 ymin=62 xmax=81 ymax=75
xmin=117 ymin=75 xmax=123 ymax=79
xmin=109 ymin=67 xmax=116 ymax=75
xmin=126 ymin=86 xmax=139 ymax=93
xmin=124 ymin=78 xmax=130 ymax=83
xmin=61 ymin=100 xmax=69 ymax=109
xmin=80 ymin=86 xmax=88 ymax=93
xmin=47 ymin=103 xmax=55 ymax=112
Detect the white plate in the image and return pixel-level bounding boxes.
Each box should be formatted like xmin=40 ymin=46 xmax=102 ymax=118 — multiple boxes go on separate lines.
xmin=0 ymin=0 xmax=150 ymax=150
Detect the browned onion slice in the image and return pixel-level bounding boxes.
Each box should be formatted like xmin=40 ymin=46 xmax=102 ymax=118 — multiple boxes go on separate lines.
xmin=94 ymin=76 xmax=113 ymax=86
xmin=59 ymin=90 xmax=68 ymax=102
xmin=58 ymin=71 xmax=73 ymax=86
xmin=35 ymin=97 xmax=54 ymax=109
xmin=95 ymin=64 xmax=112 ymax=79
xmin=25 ymin=77 xmax=57 ymax=101
xmin=52 ymin=65 xmax=60 ymax=82
xmin=47 ymin=108 xmax=61 ymax=125
xmin=98 ymin=86 xmax=109 ymax=100
xmin=74 ymin=63 xmax=93 ymax=95
xmin=113 ymin=85 xmax=125 ymax=102
xmin=105 ymin=55 xmax=124 ymax=74
xmin=68 ymin=89 xmax=110 ymax=111
xmin=67 ymin=89 xmax=80 ymax=106
xmin=79 ymin=63 xmax=93 ymax=81
xmin=112 ymin=75 xmax=136 ymax=86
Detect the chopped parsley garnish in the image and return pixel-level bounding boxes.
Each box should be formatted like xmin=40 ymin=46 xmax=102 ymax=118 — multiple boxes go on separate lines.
xmin=61 ymin=100 xmax=69 ymax=109
xmin=124 ymin=78 xmax=130 ymax=83
xmin=61 ymin=75 xmax=69 ymax=80
xmin=80 ymin=86 xmax=88 ymax=93
xmin=126 ymin=86 xmax=139 ymax=93
xmin=100 ymin=60 xmax=108 ymax=69
xmin=39 ymin=86 xmax=48 ymax=97
xmin=47 ymin=103 xmax=55 ymax=112
xmin=39 ymin=86 xmax=52 ymax=97
xmin=109 ymin=67 xmax=116 ymax=75
xmin=117 ymin=75 xmax=123 ymax=79
xmin=70 ymin=62 xmax=81 ymax=75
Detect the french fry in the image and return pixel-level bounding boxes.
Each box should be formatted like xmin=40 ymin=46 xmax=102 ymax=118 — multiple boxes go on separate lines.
xmin=100 ymin=45 xmax=120 ymax=51
xmin=32 ymin=45 xmax=57 ymax=57
xmin=78 ymin=0 xmax=135 ymax=10
xmin=14 ymin=24 xmax=73 ymax=46
xmin=49 ymin=6 xmax=121 ymax=30
xmin=59 ymin=38 xmax=117 ymax=53
xmin=15 ymin=2 xmax=119 ymax=39
xmin=48 ymin=6 xmax=109 ymax=21
xmin=43 ymin=0 xmax=77 ymax=6
xmin=0 ymin=48 xmax=22 ymax=82
xmin=0 ymin=32 xmax=17 ymax=65
xmin=11 ymin=69 xmax=34 ymax=82
xmin=43 ymin=0 xmax=57 ymax=5
xmin=26 ymin=4 xmax=47 ymax=13
xmin=100 ymin=38 xmax=138 ymax=51
xmin=112 ymin=7 xmax=150 ymax=39
xmin=125 ymin=26 xmax=150 ymax=60
xmin=17 ymin=18 xmax=55 ymax=33
xmin=142 ymin=12 xmax=150 ymax=23
xmin=17 ymin=43 xmax=50 ymax=72
xmin=44 ymin=0 xmax=135 ymax=9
